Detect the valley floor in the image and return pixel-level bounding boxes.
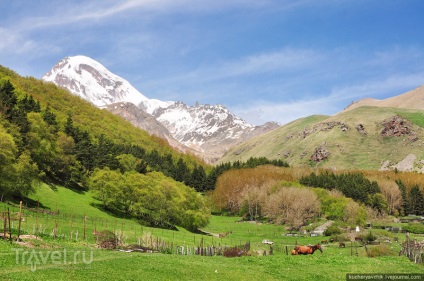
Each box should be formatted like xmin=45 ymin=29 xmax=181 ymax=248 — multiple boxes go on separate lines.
xmin=0 ymin=184 xmax=423 ymax=280
xmin=1 ymin=241 xmax=423 ymax=281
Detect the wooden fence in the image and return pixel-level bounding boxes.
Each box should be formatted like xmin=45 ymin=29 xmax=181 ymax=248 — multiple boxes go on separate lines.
xmin=399 ymin=236 xmax=424 ymax=264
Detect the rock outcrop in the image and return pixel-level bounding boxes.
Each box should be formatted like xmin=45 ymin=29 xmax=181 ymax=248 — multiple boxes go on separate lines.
xmin=381 ymin=115 xmax=417 ymax=141
xmin=311 ymin=146 xmax=330 ymax=163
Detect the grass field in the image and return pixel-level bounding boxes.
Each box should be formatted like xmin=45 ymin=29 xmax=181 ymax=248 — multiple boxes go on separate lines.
xmin=1 ymin=183 xmax=423 ymax=280
xmin=219 ymin=106 xmax=424 ymax=170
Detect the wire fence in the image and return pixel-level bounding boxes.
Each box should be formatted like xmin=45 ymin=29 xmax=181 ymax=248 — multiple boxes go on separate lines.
xmin=1 ymin=202 xmax=258 ymax=257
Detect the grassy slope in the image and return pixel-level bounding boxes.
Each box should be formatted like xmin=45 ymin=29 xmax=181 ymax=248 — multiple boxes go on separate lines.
xmin=1 ymin=185 xmax=423 ymax=280
xmin=0 ymin=65 xmax=204 ymax=167
xmin=220 ymin=106 xmax=424 ymax=170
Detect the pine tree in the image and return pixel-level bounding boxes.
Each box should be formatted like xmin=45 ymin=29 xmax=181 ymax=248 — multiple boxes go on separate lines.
xmin=396 ymin=180 xmax=409 ymax=215
xmin=175 ymin=158 xmax=190 ymax=184
xmin=18 ymin=94 xmax=40 ymax=113
xmin=409 ymin=185 xmax=424 ymax=215
xmin=191 ymin=165 xmax=207 ymax=191
xmin=0 ymin=80 xmax=17 ymax=118
xmin=42 ymin=105 xmax=58 ymax=130
xmin=64 ymin=112 xmax=75 ymax=136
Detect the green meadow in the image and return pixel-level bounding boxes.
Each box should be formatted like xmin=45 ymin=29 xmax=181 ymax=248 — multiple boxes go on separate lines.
xmin=1 ymin=184 xmax=423 ymax=280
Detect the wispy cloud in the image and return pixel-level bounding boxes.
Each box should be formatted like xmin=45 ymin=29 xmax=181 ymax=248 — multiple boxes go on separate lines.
xmin=218 ymin=48 xmax=324 ymax=77
xmin=0 ymin=27 xmax=57 ymax=55
xmin=234 ymin=72 xmax=424 ymax=126
xmin=329 ymin=73 xmax=424 ymax=102
xmin=11 ymin=0 xmax=285 ymax=32
xmin=140 ymin=47 xmax=324 ymax=88
xmin=232 ymin=97 xmax=338 ymax=126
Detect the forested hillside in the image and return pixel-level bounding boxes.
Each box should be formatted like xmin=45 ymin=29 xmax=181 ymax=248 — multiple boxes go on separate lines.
xmin=0 ymin=65 xmax=215 ymax=229
xmin=0 ymin=65 xmax=208 ymax=187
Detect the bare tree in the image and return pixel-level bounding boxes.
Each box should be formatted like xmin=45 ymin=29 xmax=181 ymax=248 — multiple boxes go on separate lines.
xmin=264 ymin=187 xmax=320 ymax=230
xmin=379 ymin=179 xmax=402 ymax=215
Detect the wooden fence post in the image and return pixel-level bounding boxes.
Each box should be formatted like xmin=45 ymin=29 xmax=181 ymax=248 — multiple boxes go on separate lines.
xmin=7 ymin=208 xmax=12 ymax=244
xmin=83 ymin=212 xmax=86 ymax=241
xmin=121 ymin=222 xmax=124 ymax=243
xmin=17 ymin=201 xmax=22 ymax=241
xmin=54 ymin=218 xmax=57 ymax=240
xmin=35 ymin=201 xmax=39 ymax=238
xmin=3 ymin=213 xmax=7 ymax=241
xmin=70 ymin=211 xmax=73 ymax=241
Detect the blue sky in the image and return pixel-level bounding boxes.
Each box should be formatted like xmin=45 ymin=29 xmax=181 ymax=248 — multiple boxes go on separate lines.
xmin=1 ymin=0 xmax=424 ymax=125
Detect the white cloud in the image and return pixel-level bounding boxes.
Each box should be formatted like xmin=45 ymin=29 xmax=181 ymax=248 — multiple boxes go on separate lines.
xmin=0 ymin=28 xmax=41 ymax=54
xmin=329 ymin=73 xmax=424 ymax=102
xmin=232 ymin=97 xmax=338 ymax=125
xmin=233 ymin=72 xmax=424 ymax=126
xmin=0 ymin=28 xmax=18 ymax=52
xmin=145 ymin=47 xmax=324 ymax=86
xmin=12 ymin=0 xmax=280 ymax=32
xmin=219 ymin=48 xmax=323 ymax=77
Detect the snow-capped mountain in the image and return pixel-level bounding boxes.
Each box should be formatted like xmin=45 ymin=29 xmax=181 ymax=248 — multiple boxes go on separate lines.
xmin=43 ymin=56 xmax=147 ymax=106
xmin=149 ymin=102 xmax=278 ymax=161
xmin=42 ymin=56 xmax=279 ymax=162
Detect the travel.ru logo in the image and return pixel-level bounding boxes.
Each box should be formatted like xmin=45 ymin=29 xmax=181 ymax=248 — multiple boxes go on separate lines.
xmin=12 ymin=248 xmax=94 ymax=272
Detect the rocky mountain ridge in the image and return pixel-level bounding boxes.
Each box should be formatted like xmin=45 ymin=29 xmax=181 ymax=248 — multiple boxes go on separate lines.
xmin=42 ymin=56 xmax=278 ymax=162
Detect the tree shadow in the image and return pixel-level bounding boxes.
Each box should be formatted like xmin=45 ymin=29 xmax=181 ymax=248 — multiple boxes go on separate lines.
xmin=43 ymin=175 xmax=86 ymax=194
xmin=11 ymin=195 xmax=50 ymax=210
xmin=89 ymin=202 xmax=133 ymax=220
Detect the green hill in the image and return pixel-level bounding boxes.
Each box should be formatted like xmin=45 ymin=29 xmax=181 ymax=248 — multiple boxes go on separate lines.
xmin=0 ymin=65 xmax=196 ymax=158
xmin=0 ymin=65 xmax=208 ymax=185
xmin=220 ymin=106 xmax=424 ymax=171
xmin=0 ymin=65 xmax=211 ymax=230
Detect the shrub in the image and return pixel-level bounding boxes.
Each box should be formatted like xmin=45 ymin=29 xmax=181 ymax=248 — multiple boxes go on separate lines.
xmin=367 ymin=245 xmax=391 ymax=257
xmin=223 ymin=246 xmax=249 ymax=258
xmin=324 ymin=225 xmax=342 ymax=236
xmin=330 ymin=234 xmax=348 ymax=242
xmin=364 ymin=231 xmax=377 ymax=243
xmin=94 ymin=230 xmax=117 ymax=249
xmin=402 ymin=223 xmax=424 ymax=234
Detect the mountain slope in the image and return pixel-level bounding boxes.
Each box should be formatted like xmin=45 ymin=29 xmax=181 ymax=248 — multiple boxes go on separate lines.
xmin=42 ymin=55 xmax=149 ymax=107
xmin=149 ymin=101 xmax=279 ymax=162
xmin=220 ymin=86 xmax=424 ymax=171
xmin=105 ymin=102 xmax=192 ymax=153
xmin=344 ymin=85 xmax=424 ymax=112
xmin=43 ymin=56 xmax=278 ymax=162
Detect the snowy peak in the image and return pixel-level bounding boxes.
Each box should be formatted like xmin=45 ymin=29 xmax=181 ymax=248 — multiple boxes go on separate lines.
xmin=147 ymin=102 xmax=275 ymax=162
xmin=42 ymin=55 xmax=279 ymax=162
xmin=42 ymin=56 xmax=148 ymax=106
xmin=153 ymin=102 xmax=252 ymax=142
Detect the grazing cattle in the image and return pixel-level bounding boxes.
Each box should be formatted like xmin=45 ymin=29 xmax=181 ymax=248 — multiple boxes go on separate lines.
xmin=329 ymin=238 xmax=335 ymax=243
xmin=291 ymin=249 xmax=298 ymax=255
xmin=321 ymin=240 xmax=328 ymax=244
xmin=339 ymin=242 xmax=345 ymax=248
xmin=293 ymin=244 xmax=323 ymax=255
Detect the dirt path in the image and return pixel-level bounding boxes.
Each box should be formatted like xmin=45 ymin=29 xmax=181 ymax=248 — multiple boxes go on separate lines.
xmin=313 ymin=220 xmax=333 ymax=234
